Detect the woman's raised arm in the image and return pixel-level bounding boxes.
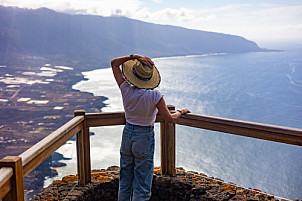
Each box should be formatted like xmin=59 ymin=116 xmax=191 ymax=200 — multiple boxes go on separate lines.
xmin=111 ymin=54 xmax=154 ymax=87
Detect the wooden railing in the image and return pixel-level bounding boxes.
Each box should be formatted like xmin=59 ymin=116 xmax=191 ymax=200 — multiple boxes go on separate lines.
xmin=1 ymin=106 xmax=302 ymax=200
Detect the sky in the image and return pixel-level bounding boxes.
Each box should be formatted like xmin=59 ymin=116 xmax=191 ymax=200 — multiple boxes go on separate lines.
xmin=1 ymin=0 xmax=302 ymax=46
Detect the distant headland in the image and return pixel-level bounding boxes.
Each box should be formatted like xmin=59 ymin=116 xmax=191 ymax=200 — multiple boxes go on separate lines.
xmin=0 ymin=5 xmax=279 ymax=70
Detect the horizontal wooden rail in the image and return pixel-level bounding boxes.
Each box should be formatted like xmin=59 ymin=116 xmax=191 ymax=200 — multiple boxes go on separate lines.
xmin=86 ymin=112 xmax=302 ymax=146
xmin=86 ymin=112 xmax=125 ymax=127
xmin=176 ymin=113 xmax=302 ymax=146
xmin=85 ymin=112 xmax=165 ymax=127
xmin=0 ymin=116 xmax=84 ymax=200
xmin=1 ymin=109 xmax=301 ymax=200
xmin=86 ymin=111 xmax=302 ymax=146
xmin=20 ymin=116 xmax=84 ymax=176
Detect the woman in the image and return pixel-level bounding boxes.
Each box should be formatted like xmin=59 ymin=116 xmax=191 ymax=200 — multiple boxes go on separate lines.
xmin=111 ymin=54 xmax=190 ymax=201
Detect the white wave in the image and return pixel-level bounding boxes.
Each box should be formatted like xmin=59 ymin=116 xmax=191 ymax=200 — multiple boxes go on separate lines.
xmin=73 ymin=68 xmax=124 ymax=112
xmin=286 ymin=64 xmax=302 ymax=87
xmin=153 ymin=53 xmax=227 ymax=60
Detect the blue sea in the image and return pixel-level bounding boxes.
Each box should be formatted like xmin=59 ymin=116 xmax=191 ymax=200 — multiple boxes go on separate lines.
xmin=50 ymin=46 xmax=302 ymax=200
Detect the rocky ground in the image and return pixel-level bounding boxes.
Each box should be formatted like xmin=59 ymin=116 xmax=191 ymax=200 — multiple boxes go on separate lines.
xmin=31 ymin=166 xmax=295 ymax=201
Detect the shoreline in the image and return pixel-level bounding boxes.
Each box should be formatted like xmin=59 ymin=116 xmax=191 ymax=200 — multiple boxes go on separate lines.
xmin=64 ymin=51 xmax=302 ymax=200
xmin=2 ymin=50 xmax=301 ymax=199
xmin=46 ymin=67 xmax=126 ymax=187
xmin=0 ymin=62 xmax=109 ymax=198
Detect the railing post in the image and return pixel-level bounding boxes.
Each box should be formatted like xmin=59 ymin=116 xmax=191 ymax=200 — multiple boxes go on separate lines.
xmin=74 ymin=110 xmax=91 ymax=185
xmin=160 ymin=105 xmax=176 ymax=176
xmin=0 ymin=156 xmax=24 ymax=201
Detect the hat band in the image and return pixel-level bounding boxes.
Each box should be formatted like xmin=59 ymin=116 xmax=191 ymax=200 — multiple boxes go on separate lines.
xmin=132 ymin=66 xmax=152 ymax=81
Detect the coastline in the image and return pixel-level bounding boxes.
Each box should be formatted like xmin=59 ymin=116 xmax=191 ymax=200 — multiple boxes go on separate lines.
xmin=152 ymin=53 xmax=228 ymax=60
xmin=46 ymin=67 xmax=126 ymax=187
xmin=58 ymin=51 xmax=302 ymax=200
xmin=2 ymin=50 xmax=301 ymax=199
xmin=0 ymin=62 xmax=108 ymax=198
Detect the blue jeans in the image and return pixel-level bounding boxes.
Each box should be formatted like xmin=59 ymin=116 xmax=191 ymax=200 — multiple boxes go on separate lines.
xmin=118 ymin=122 xmax=155 ymax=201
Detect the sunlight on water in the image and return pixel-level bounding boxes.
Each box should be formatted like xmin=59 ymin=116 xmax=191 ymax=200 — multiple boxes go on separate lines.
xmin=44 ymin=67 xmax=162 ymax=187
xmin=73 ymin=68 xmax=124 ymax=112
xmin=46 ymin=51 xmax=302 ymax=200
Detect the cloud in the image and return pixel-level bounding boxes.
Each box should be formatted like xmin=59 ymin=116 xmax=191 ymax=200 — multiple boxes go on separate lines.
xmin=151 ymin=8 xmax=193 ymax=21
xmin=252 ymin=5 xmax=302 ymax=21
xmin=286 ymin=24 xmax=302 ymax=30
xmin=0 ymin=0 xmax=142 ymax=16
xmin=135 ymin=5 xmax=236 ymax=25
xmin=1 ymin=0 xmax=301 ymax=41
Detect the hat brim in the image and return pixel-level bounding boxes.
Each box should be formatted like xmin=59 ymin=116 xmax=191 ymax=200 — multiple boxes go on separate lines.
xmin=122 ymin=59 xmax=161 ymax=89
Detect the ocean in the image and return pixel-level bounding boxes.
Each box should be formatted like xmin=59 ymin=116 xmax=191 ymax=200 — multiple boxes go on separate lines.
xmin=47 ymin=47 xmax=302 ymax=200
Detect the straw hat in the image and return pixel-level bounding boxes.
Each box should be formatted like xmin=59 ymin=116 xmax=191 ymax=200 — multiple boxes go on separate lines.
xmin=122 ymin=59 xmax=161 ymax=89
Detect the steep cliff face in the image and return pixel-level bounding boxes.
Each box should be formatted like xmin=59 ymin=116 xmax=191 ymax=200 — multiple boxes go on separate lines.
xmin=0 ymin=6 xmax=266 ymax=68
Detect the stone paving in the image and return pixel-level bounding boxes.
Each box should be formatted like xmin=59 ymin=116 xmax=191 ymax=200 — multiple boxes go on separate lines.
xmin=31 ymin=166 xmax=294 ymax=201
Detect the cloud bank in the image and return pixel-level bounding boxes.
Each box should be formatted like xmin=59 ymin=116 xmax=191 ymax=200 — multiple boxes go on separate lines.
xmin=1 ymin=0 xmax=301 ymax=42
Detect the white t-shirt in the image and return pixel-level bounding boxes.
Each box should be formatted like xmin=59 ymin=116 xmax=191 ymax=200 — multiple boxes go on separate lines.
xmin=120 ymin=81 xmax=163 ymax=126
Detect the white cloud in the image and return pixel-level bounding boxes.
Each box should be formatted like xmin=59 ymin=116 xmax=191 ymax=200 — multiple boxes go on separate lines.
xmin=1 ymin=0 xmax=301 ymax=42
xmin=252 ymin=5 xmax=302 ymax=21
xmin=257 ymin=3 xmax=283 ymax=8
xmin=286 ymin=24 xmax=302 ymax=30
xmin=146 ymin=7 xmax=194 ymax=21
xmin=132 ymin=4 xmax=302 ymax=42
xmin=0 ymin=0 xmax=142 ymax=16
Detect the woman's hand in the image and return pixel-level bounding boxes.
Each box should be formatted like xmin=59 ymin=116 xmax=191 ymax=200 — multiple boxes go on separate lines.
xmin=156 ymin=97 xmax=191 ymax=123
xmin=133 ymin=54 xmax=154 ymax=67
xmin=111 ymin=54 xmax=154 ymax=87
xmin=178 ymin=108 xmax=190 ymax=115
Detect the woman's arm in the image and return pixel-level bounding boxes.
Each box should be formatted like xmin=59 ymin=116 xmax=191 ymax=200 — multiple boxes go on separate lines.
xmin=110 ymin=55 xmax=128 ymax=87
xmin=156 ymin=97 xmax=190 ymax=123
xmin=111 ymin=54 xmax=154 ymax=87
